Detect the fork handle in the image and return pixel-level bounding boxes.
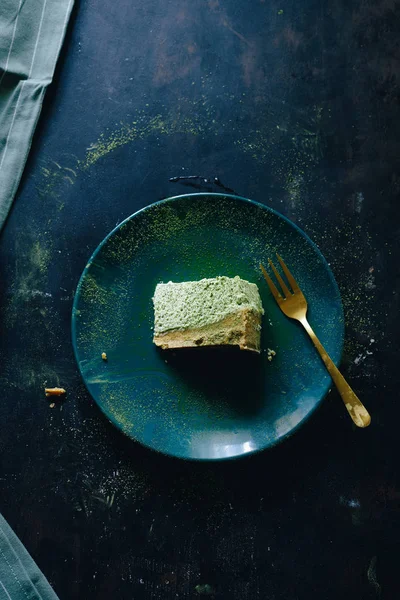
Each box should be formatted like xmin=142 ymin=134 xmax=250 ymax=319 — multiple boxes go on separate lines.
xmin=300 ymin=317 xmax=371 ymax=428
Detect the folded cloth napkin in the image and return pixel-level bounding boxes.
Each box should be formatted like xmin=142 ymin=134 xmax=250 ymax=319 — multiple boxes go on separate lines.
xmin=0 ymin=514 xmax=59 ymax=599
xmin=0 ymin=0 xmax=75 ymax=230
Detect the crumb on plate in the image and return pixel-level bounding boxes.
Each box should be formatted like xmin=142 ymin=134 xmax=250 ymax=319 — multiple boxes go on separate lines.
xmin=101 ymin=352 xmax=107 ymax=361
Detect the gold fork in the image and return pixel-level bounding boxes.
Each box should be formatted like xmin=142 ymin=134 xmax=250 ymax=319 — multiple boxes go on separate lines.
xmin=260 ymin=255 xmax=371 ymax=428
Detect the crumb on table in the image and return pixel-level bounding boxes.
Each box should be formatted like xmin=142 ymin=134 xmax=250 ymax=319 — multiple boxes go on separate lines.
xmin=49 ymin=402 xmax=56 ymax=409
xmin=267 ymin=348 xmax=276 ymax=362
xmin=45 ymin=387 xmax=66 ymax=397
xmin=101 ymin=352 xmax=107 ymax=361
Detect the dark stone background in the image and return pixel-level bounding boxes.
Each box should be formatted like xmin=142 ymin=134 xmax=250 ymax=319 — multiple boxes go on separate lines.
xmin=0 ymin=0 xmax=399 ymax=598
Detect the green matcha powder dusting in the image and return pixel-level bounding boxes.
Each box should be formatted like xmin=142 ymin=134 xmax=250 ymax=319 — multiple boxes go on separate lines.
xmin=153 ymin=276 xmax=264 ymax=334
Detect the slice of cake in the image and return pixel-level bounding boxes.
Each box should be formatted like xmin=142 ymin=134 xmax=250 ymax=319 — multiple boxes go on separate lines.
xmin=153 ymin=276 xmax=264 ymax=353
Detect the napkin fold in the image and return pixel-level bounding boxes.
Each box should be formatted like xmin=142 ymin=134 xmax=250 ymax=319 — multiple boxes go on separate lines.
xmin=0 ymin=514 xmax=59 ymax=599
xmin=0 ymin=0 xmax=75 ymax=229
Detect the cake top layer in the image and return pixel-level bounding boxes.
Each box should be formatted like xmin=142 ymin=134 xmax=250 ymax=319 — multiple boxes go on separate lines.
xmin=153 ymin=276 xmax=264 ymax=334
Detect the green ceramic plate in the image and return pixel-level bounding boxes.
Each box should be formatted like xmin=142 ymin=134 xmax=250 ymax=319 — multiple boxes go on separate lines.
xmin=72 ymin=194 xmax=344 ymax=460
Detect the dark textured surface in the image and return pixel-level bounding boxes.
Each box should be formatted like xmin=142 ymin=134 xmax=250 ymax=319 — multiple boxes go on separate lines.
xmin=0 ymin=0 xmax=399 ymax=598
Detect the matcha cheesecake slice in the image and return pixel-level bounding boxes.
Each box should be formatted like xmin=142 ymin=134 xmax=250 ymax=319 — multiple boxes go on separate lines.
xmin=153 ymin=276 xmax=264 ymax=353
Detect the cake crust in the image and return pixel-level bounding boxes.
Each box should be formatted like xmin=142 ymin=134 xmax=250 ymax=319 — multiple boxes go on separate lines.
xmin=153 ymin=307 xmax=262 ymax=353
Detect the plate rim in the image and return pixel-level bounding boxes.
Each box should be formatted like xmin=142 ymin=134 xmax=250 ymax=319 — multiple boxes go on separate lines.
xmin=72 ymin=193 xmax=344 ymax=460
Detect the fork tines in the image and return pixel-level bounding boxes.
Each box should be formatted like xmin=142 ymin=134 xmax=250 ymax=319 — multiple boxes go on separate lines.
xmin=260 ymin=254 xmax=300 ymax=300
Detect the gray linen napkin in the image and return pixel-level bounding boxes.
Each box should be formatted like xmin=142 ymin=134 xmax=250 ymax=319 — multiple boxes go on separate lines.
xmin=0 ymin=514 xmax=59 ymax=599
xmin=0 ymin=0 xmax=75 ymax=229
